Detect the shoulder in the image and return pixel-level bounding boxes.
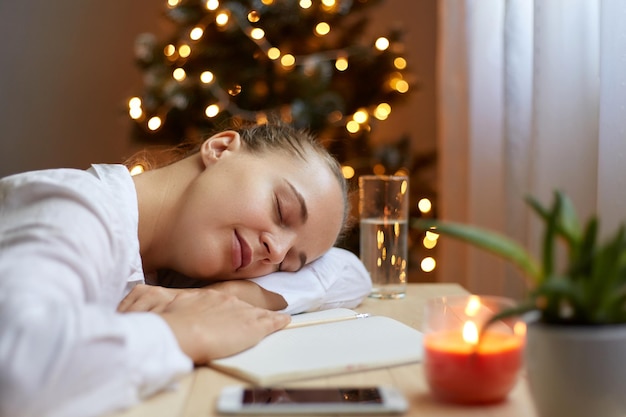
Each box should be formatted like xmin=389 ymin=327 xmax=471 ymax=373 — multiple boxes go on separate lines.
xmin=0 ymin=164 xmax=138 ymax=251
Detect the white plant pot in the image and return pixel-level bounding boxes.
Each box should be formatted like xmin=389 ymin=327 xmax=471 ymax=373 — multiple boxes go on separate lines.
xmin=526 ymin=322 xmax=626 ymax=417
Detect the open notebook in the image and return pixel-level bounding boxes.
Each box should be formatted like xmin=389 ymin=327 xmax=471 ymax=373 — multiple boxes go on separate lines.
xmin=210 ymin=308 xmax=424 ymax=385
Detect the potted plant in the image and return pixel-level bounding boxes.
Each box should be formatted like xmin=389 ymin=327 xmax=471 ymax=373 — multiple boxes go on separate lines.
xmin=413 ymin=191 xmax=626 ymax=417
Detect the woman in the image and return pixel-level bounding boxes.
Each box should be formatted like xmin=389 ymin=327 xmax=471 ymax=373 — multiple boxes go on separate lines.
xmin=0 ymin=122 xmax=371 ymax=417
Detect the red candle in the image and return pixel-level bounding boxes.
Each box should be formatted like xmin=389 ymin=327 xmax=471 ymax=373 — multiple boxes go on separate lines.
xmin=424 ymin=326 xmax=523 ymax=404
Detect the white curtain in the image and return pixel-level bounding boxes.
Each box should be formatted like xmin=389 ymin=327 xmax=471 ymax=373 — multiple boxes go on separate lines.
xmin=437 ymin=0 xmax=626 ymax=299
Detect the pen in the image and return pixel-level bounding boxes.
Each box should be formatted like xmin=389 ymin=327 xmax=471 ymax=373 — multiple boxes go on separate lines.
xmin=285 ymin=312 xmax=371 ymax=329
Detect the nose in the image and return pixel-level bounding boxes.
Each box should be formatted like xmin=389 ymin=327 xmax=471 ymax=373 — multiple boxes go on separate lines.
xmin=261 ymin=230 xmax=295 ymax=265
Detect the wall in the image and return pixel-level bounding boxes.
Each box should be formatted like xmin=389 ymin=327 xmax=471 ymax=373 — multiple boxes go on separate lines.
xmin=0 ymin=1 xmax=164 ymax=176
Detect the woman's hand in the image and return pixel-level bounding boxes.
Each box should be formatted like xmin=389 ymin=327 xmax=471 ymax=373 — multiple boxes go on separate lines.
xmin=158 ymin=289 xmax=290 ymax=364
xmin=118 ymin=285 xmax=290 ymax=364
xmin=117 ymin=284 xmax=182 ymax=313
xmin=208 ymin=280 xmax=288 ymax=311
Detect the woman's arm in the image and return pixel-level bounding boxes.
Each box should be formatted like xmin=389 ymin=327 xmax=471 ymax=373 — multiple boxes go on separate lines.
xmin=207 ymin=280 xmax=288 ymax=310
xmin=119 ymin=281 xmax=288 ymax=313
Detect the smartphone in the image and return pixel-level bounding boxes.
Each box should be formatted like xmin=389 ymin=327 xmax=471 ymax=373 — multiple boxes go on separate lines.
xmin=216 ymin=385 xmax=408 ymax=414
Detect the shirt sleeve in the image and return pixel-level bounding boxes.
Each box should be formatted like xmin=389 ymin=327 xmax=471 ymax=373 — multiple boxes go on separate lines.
xmin=0 ymin=169 xmax=192 ymax=417
xmin=249 ymin=247 xmax=372 ymax=314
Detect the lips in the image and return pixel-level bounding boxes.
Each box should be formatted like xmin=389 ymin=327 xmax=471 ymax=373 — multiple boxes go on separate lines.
xmin=233 ymin=230 xmax=252 ymax=271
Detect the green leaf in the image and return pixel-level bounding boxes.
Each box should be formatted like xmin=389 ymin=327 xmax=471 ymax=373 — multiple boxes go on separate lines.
xmin=412 ymin=219 xmax=541 ymax=285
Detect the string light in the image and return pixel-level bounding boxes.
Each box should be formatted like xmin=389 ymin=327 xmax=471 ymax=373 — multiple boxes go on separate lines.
xmin=335 ymin=56 xmax=348 ymax=71
xmin=129 ymin=164 xmax=145 ymax=176
xmin=190 ymin=27 xmax=204 ymax=40
xmin=375 ymin=37 xmax=390 ymax=51
xmin=341 ymin=165 xmax=355 ymax=179
xmin=200 ymin=71 xmax=214 ymax=84
xmin=205 ymin=104 xmax=220 ymax=117
xmin=131 ymin=0 xmax=412 ymax=136
xmin=418 ymin=198 xmax=432 ymax=213
xmin=178 ymin=44 xmax=191 ymax=58
xmin=315 ymin=22 xmax=331 ymax=36
xmin=206 ymin=0 xmax=219 ymax=10
xmin=172 ymin=68 xmax=186 ymax=81
xmin=267 ymin=47 xmax=281 ymax=60
xmin=147 ymin=116 xmax=162 ymax=131
xmin=421 ymin=257 xmax=436 ymax=273
xmin=215 ymin=12 xmax=229 ymax=26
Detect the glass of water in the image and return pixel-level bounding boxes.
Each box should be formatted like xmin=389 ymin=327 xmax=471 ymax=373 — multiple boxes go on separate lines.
xmin=358 ymin=175 xmax=409 ymax=299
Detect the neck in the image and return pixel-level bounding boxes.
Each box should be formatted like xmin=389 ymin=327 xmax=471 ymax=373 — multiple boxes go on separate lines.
xmin=133 ymin=153 xmax=202 ymax=272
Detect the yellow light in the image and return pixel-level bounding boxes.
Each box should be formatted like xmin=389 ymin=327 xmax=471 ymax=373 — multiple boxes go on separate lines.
xmin=394 ymin=57 xmax=407 ymax=69
xmin=401 ymin=180 xmax=408 ymax=195
xmin=335 ymin=57 xmax=348 ymax=71
xmin=374 ymin=102 xmax=391 ymax=120
xmin=250 ymin=28 xmax=265 ymax=40
xmin=248 ymin=11 xmax=260 ymax=23
xmin=228 ymin=85 xmax=242 ymax=96
xmin=190 ymin=27 xmax=204 ymax=40
xmin=164 ymin=44 xmax=176 ymax=57
xmin=418 ymin=198 xmax=432 ymax=213
xmin=261 ymin=0 xmax=273 ymax=4
xmin=267 ymin=47 xmax=281 ymax=60
xmin=315 ymin=22 xmax=331 ymax=36
xmin=178 ymin=44 xmax=191 ymax=58
xmin=396 ymin=79 xmax=409 ymax=93
xmin=200 ymin=71 xmax=214 ymax=84
xmin=280 ymin=54 xmax=296 ymax=68
xmin=129 ymin=107 xmax=143 ymax=120
xmin=423 ymin=236 xmax=437 ymax=249
xmin=462 ymin=321 xmax=479 ymax=345
xmin=341 ymin=165 xmax=355 ymax=179
xmin=205 ymin=0 xmax=219 ymax=10
xmin=299 ymin=0 xmax=312 ymax=8
xmin=346 ymin=120 xmax=360 ymax=133
xmin=147 ymin=116 xmax=162 ymax=131
xmin=425 ymin=230 xmax=439 ymax=241
xmin=216 ymin=12 xmax=229 ymax=26
xmin=167 ymin=0 xmax=180 ymax=7
xmin=128 ymin=97 xmax=142 ymax=108
xmin=129 ymin=164 xmax=145 ymax=176
xmin=353 ymin=109 xmax=368 ymax=124
xmin=322 ymin=0 xmax=336 ymax=6
xmin=375 ymin=37 xmax=390 ymax=51
xmin=465 ymin=295 xmax=482 ymax=316
xmin=421 ymin=256 xmax=436 ymax=272
xmin=395 ymin=168 xmax=409 ymax=177
xmin=373 ymin=164 xmax=386 ymax=175
xmin=173 ymin=68 xmax=186 ymax=81
xmin=205 ymin=104 xmax=220 ymax=117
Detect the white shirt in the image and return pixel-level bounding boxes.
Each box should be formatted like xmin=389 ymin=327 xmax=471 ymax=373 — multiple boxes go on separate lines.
xmin=0 ymin=164 xmax=371 ymax=417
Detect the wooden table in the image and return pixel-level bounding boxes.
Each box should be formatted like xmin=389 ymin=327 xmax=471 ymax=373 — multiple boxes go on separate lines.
xmin=109 ymin=283 xmax=538 ymax=417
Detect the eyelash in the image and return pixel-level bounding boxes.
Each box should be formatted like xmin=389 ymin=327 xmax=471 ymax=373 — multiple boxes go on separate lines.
xmin=275 ymin=194 xmax=285 ymax=272
xmin=275 ymin=195 xmax=285 ymax=224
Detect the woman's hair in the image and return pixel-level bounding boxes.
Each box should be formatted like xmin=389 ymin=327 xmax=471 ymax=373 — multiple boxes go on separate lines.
xmin=126 ymin=120 xmax=352 ymax=242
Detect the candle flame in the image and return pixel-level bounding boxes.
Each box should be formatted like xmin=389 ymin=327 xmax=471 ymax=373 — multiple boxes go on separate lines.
xmin=462 ymin=321 xmax=479 ymax=345
xmin=464 ymin=295 xmax=482 ymax=317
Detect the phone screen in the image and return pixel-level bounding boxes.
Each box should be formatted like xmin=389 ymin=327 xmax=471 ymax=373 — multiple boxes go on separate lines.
xmin=242 ymin=388 xmax=383 ymax=405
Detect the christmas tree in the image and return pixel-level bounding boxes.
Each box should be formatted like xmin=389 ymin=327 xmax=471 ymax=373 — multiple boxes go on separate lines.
xmin=127 ymin=0 xmax=434 ymax=271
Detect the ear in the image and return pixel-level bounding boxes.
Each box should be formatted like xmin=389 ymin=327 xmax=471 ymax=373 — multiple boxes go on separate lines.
xmin=200 ymin=131 xmax=241 ymax=165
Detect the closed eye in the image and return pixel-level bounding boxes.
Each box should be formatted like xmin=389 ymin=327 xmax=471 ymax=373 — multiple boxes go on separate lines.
xmin=275 ymin=194 xmax=285 ymax=225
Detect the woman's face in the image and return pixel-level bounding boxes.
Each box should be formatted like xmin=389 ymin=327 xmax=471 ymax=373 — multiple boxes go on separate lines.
xmin=168 ymin=131 xmax=345 ymax=280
